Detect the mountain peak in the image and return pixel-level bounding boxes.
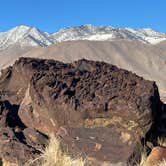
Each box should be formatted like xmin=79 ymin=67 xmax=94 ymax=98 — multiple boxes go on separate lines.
xmin=13 ymin=25 xmax=31 ymax=29
xmin=9 ymin=25 xmax=36 ymax=35
xmin=0 ymin=25 xmax=53 ymax=49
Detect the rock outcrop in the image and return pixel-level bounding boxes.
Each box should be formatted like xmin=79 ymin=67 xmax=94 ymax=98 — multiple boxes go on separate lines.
xmin=0 ymin=100 xmax=48 ymax=165
xmin=0 ymin=57 xmax=164 ymax=165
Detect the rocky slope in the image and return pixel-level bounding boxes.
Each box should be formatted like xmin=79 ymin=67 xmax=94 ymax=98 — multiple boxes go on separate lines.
xmin=0 ymin=57 xmax=165 ymax=165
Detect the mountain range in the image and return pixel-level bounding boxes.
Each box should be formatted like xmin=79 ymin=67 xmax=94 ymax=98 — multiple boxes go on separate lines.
xmin=1 ymin=24 xmax=166 ymax=49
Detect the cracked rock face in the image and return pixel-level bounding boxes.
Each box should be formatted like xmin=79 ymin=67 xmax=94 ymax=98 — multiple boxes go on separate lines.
xmin=0 ymin=57 xmax=163 ymax=165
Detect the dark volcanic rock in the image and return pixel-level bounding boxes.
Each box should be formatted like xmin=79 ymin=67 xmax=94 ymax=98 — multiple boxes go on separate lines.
xmin=0 ymin=58 xmax=59 ymax=104
xmin=0 ymin=100 xmax=48 ymax=166
xmin=0 ymin=125 xmax=47 ymax=166
xmin=0 ymin=127 xmax=40 ymax=165
xmin=0 ymin=57 xmax=163 ymax=165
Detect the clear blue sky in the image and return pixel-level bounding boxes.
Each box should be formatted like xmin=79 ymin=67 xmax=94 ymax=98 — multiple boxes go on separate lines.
xmin=0 ymin=0 xmax=165 ymax=32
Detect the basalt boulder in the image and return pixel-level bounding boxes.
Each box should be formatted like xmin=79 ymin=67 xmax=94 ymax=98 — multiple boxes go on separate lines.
xmin=0 ymin=58 xmax=163 ymax=165
xmin=0 ymin=100 xmax=48 ymax=166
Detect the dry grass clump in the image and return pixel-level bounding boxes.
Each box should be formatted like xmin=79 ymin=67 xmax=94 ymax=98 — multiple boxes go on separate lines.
xmin=2 ymin=160 xmax=18 ymax=166
xmin=40 ymin=134 xmax=85 ymax=166
xmin=26 ymin=135 xmax=166 ymax=166
xmin=137 ymin=151 xmax=148 ymax=166
xmin=158 ymin=160 xmax=166 ymax=166
xmin=158 ymin=137 xmax=166 ymax=148
xmin=25 ymin=134 xmax=85 ymax=166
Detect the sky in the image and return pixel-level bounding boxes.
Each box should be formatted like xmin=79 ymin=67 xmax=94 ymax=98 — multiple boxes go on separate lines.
xmin=0 ymin=0 xmax=166 ymax=32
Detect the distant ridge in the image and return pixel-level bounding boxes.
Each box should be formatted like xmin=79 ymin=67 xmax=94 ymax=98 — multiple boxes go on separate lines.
xmin=1 ymin=24 xmax=166 ymax=49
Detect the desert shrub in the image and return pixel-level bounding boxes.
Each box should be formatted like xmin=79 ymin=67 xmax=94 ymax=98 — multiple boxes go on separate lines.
xmin=25 ymin=134 xmax=85 ymax=166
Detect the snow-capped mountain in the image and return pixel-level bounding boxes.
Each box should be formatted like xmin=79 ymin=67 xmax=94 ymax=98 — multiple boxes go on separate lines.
xmin=0 ymin=24 xmax=166 ymax=49
xmin=0 ymin=25 xmax=54 ymax=49
xmin=52 ymin=24 xmax=166 ymax=44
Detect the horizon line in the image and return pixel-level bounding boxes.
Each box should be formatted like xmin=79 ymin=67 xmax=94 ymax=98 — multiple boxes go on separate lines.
xmin=0 ymin=23 xmax=165 ymax=34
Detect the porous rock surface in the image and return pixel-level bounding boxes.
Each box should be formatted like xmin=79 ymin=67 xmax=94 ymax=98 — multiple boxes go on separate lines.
xmin=0 ymin=57 xmax=163 ymax=165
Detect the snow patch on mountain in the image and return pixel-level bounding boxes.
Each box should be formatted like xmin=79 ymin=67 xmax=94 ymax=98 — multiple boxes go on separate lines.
xmin=0 ymin=24 xmax=166 ymax=50
xmin=52 ymin=25 xmax=166 ymax=44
